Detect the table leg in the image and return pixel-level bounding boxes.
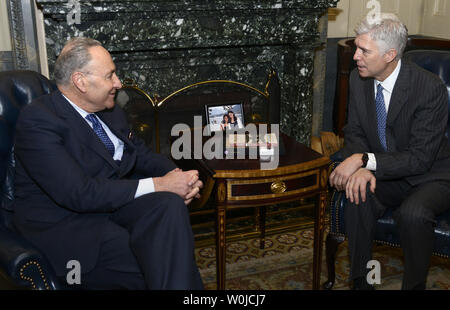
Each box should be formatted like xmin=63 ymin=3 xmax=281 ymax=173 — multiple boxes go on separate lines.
xmin=216 ymin=207 xmax=226 ymax=290
xmin=312 ymin=191 xmax=327 ymax=290
xmin=259 ymin=206 xmax=266 ymax=249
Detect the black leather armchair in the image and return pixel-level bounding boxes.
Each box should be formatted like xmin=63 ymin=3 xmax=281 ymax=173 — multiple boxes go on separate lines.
xmin=323 ymin=49 xmax=450 ymax=289
xmin=0 ymin=70 xmax=62 ymax=289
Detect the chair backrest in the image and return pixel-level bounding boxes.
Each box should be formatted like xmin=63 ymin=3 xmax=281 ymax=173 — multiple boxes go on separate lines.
xmin=0 ymin=70 xmax=56 ymax=229
xmin=403 ymin=49 xmax=450 ymax=142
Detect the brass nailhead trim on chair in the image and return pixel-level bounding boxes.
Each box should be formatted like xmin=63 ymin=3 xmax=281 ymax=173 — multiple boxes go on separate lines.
xmin=19 ymin=261 xmax=50 ymax=290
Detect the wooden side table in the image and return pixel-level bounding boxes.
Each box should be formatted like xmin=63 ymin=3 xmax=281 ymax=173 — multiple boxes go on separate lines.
xmin=175 ymin=132 xmax=330 ymax=289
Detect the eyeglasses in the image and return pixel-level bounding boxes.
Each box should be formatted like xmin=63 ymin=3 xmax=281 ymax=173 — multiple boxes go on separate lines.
xmin=80 ymin=71 xmax=118 ymax=81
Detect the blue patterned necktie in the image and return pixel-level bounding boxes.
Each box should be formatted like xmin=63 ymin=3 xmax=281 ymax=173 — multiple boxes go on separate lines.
xmin=375 ymin=83 xmax=387 ymax=151
xmin=85 ymin=114 xmax=115 ymax=157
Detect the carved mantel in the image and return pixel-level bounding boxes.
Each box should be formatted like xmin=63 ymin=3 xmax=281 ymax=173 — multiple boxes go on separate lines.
xmin=35 ymin=0 xmax=338 ymax=144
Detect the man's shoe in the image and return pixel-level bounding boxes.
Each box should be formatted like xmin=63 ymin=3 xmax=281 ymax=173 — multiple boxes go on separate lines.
xmin=352 ymin=277 xmax=375 ymax=290
xmin=411 ymin=282 xmax=426 ymax=290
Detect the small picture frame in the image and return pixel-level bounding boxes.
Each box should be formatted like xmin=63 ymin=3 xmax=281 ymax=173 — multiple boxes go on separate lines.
xmin=205 ymin=103 xmax=245 ymax=132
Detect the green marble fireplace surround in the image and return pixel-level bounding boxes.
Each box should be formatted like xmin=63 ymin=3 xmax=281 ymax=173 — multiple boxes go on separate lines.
xmin=36 ymin=0 xmax=338 ymax=145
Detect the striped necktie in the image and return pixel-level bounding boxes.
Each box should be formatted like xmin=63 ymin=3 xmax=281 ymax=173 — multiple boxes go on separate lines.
xmin=375 ymin=83 xmax=387 ymax=151
xmin=85 ymin=114 xmax=115 ymax=157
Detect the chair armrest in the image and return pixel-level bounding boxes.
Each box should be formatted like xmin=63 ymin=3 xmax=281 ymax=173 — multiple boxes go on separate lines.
xmin=329 ymin=149 xmax=344 ymax=163
xmin=328 ymin=149 xmax=346 ymax=235
xmin=0 ymin=228 xmax=62 ymax=290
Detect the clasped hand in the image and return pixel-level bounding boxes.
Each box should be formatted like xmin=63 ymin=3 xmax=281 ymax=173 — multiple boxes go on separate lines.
xmin=329 ymin=154 xmax=376 ymax=205
xmin=154 ymin=168 xmax=204 ymax=205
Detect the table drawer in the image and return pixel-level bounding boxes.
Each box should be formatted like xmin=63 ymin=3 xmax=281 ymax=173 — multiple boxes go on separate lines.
xmin=227 ymin=169 xmax=320 ymax=201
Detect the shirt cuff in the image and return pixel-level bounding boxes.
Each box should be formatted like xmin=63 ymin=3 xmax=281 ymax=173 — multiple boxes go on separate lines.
xmin=366 ymin=153 xmax=377 ymax=171
xmin=134 ymin=177 xmax=155 ymax=199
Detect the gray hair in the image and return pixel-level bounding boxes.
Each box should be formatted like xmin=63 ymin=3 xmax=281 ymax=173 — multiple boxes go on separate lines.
xmin=54 ymin=37 xmax=102 ymax=86
xmin=355 ymin=13 xmax=408 ymax=60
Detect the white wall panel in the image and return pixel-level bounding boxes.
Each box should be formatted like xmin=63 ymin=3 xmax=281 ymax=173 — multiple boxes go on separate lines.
xmin=328 ymin=0 xmax=424 ymax=38
xmin=421 ymin=0 xmax=450 ymax=39
xmin=0 ymin=0 xmax=12 ymax=51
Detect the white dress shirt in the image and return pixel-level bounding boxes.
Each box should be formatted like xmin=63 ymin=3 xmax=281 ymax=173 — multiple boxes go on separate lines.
xmin=366 ymin=59 xmax=402 ymax=171
xmin=63 ymin=94 xmax=155 ymax=198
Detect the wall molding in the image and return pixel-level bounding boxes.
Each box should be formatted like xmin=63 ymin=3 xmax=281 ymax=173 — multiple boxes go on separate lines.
xmin=433 ymin=0 xmax=447 ymax=16
xmin=5 ymin=0 xmax=41 ymax=72
xmin=6 ymin=0 xmax=28 ymax=70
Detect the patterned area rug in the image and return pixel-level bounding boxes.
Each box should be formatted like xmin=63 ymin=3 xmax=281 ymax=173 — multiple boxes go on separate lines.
xmin=195 ymin=228 xmax=450 ymax=290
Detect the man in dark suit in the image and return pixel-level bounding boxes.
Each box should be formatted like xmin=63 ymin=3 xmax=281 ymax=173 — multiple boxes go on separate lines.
xmin=13 ymin=37 xmax=204 ymax=289
xmin=329 ymin=13 xmax=450 ymax=290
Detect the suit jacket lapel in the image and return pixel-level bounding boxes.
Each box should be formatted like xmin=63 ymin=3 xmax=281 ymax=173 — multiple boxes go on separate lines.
xmin=385 ymin=62 xmax=409 ymax=151
xmin=51 ymin=91 xmax=120 ymax=168
xmin=386 ymin=62 xmax=409 ymax=126
xmin=96 ymin=108 xmax=137 ymax=177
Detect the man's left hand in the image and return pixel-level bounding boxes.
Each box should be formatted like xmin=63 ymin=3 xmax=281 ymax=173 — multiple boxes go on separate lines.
xmin=184 ymin=179 xmax=203 ymax=205
xmin=346 ymin=168 xmax=376 ymax=205
xmin=329 ymin=153 xmax=364 ymax=191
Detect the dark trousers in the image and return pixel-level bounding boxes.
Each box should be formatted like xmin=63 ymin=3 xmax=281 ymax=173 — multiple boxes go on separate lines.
xmin=345 ymin=179 xmax=450 ymax=289
xmin=78 ymin=192 xmax=203 ymax=290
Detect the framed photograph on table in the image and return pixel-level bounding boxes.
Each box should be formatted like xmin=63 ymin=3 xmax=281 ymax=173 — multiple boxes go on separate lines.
xmin=205 ymin=103 xmax=245 ymax=132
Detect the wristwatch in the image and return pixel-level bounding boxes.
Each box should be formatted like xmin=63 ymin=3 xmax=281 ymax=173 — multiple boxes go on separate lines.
xmin=361 ymin=153 xmax=369 ymax=168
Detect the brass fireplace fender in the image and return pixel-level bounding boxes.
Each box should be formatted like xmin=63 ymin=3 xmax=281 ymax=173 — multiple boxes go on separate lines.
xmin=121 ymin=70 xmax=279 ymax=154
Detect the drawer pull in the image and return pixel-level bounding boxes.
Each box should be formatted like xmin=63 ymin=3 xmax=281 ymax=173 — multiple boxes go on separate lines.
xmin=270 ymin=181 xmax=287 ymax=193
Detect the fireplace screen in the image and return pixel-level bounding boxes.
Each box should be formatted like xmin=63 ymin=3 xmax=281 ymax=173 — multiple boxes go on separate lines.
xmin=156 ymin=80 xmax=270 ymax=155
